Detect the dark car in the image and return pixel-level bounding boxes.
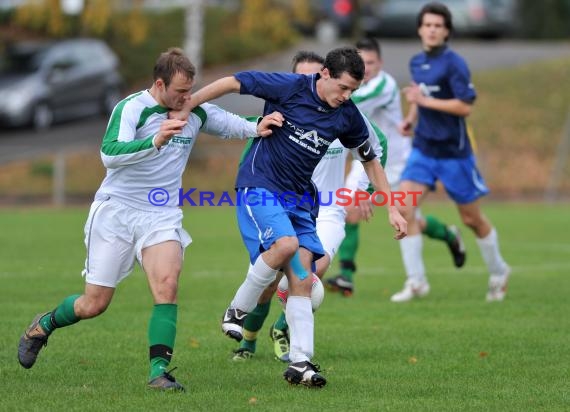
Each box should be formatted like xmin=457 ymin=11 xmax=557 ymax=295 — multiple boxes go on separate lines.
xmin=292 ymin=0 xmax=358 ymax=41
xmin=363 ymin=0 xmax=518 ymax=39
xmin=0 ymin=38 xmax=123 ymax=131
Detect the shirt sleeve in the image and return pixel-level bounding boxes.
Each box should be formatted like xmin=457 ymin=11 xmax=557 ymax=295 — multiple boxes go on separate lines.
xmin=448 ymin=55 xmax=476 ymax=103
xmin=199 ymin=103 xmax=257 ymax=139
xmin=235 ymin=71 xmax=299 ymax=103
xmin=100 ymin=99 xmax=158 ymax=169
xmin=338 ymin=105 xmax=370 ymax=149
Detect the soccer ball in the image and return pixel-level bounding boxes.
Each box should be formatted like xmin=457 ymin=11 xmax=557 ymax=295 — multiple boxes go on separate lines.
xmin=276 ymin=273 xmax=325 ymax=312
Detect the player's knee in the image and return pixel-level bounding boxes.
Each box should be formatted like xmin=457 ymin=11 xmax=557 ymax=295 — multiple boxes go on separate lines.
xmin=78 ymin=297 xmax=110 ymax=318
xmin=274 ymin=236 xmax=299 ymax=260
xmin=460 ymin=212 xmax=481 ymax=230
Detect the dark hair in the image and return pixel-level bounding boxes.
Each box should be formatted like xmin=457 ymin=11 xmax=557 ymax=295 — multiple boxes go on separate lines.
xmin=355 ymin=37 xmax=381 ymax=59
xmin=417 ymin=2 xmax=453 ymax=39
xmin=291 ymin=50 xmax=324 ymax=73
xmin=323 ymin=47 xmax=364 ymax=81
xmin=153 ymin=47 xmax=196 ymax=87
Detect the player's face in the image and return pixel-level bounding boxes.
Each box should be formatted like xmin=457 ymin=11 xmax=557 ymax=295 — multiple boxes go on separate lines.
xmin=157 ymin=71 xmax=194 ymax=110
xmin=318 ymin=68 xmax=361 ymax=108
xmin=418 ymin=13 xmax=449 ymax=50
xmin=294 ymin=61 xmax=323 ymax=75
xmin=358 ymin=49 xmax=382 ymax=83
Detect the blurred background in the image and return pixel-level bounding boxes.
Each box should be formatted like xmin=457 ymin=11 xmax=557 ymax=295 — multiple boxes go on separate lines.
xmin=0 ymin=0 xmax=569 ymax=205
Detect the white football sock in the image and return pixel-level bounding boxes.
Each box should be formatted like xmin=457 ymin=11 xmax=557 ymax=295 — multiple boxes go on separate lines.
xmin=399 ymin=233 xmax=426 ymax=283
xmin=476 ymin=228 xmax=509 ymax=276
xmin=231 ymin=256 xmax=278 ymax=312
xmin=286 ymin=296 xmax=313 ymax=364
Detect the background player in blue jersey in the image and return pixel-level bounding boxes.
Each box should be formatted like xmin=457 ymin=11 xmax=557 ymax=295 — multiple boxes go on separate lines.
xmin=185 ymin=47 xmax=407 ymax=387
xmin=327 ymin=37 xmax=466 ymax=297
xmin=394 ymin=2 xmax=510 ymax=303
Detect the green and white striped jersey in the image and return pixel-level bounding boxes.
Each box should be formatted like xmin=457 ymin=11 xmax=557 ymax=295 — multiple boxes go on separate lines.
xmin=95 ymin=90 xmax=257 ymax=210
xmin=351 ymin=71 xmax=411 ymax=168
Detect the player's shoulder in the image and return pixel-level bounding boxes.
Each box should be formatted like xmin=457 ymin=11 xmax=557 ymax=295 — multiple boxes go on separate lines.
xmin=341 ymin=101 xmax=367 ymax=128
xmin=443 ymin=47 xmax=470 ymax=69
xmin=410 ymin=51 xmax=424 ymax=65
xmin=118 ymin=90 xmax=158 ymax=117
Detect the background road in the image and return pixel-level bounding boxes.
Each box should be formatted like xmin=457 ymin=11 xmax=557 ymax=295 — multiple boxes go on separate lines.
xmin=1 ymin=39 xmax=569 ymax=166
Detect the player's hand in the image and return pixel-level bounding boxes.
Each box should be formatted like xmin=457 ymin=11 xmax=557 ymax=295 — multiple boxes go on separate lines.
xmin=398 ymin=120 xmax=413 ymax=136
xmin=153 ymin=119 xmax=187 ymax=149
xmin=402 ymin=82 xmax=425 ymax=105
xmin=354 ymin=191 xmax=374 ymax=221
xmin=388 ymin=206 xmax=407 ymax=240
xmin=257 ymin=111 xmax=284 ymax=137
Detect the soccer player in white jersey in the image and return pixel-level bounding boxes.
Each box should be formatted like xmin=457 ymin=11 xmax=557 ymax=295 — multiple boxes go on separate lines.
xmin=231 ymin=51 xmax=388 ymax=363
xmin=326 ymin=37 xmax=467 ymax=300
xmin=17 ymin=48 xmax=280 ymax=391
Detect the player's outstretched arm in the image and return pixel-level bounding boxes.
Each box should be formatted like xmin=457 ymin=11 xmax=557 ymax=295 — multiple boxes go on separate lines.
xmin=361 ymin=160 xmax=407 ymax=240
xmin=169 ymin=76 xmax=242 ymax=121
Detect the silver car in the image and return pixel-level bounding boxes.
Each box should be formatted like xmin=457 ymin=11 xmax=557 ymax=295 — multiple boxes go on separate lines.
xmin=0 ymin=38 xmax=123 ymax=131
xmin=361 ymin=0 xmax=517 ymax=39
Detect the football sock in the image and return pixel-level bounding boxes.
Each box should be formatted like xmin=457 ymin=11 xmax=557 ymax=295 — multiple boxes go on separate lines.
xmin=240 ymin=301 xmax=271 ymax=352
xmin=39 ymin=294 xmax=81 ymax=334
xmin=274 ymin=310 xmax=288 ymax=331
xmin=286 ymin=296 xmax=313 ymax=364
xmin=338 ymin=223 xmax=359 ymax=281
xmin=475 ymin=227 xmax=509 ymax=276
xmin=399 ymin=234 xmax=426 ymax=282
xmin=423 ymin=215 xmax=455 ymax=243
xmin=231 ymin=257 xmax=279 ymax=312
xmin=148 ymin=303 xmax=177 ymax=380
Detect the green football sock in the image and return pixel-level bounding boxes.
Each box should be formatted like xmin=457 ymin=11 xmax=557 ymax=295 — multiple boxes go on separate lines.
xmin=338 ymin=223 xmax=359 ymax=282
xmin=423 ymin=215 xmax=455 ymax=243
xmin=148 ymin=303 xmax=177 ymax=380
xmin=240 ymin=301 xmax=271 ymax=352
xmin=39 ymin=294 xmax=81 ymax=334
xmin=273 ymin=310 xmax=288 ymax=331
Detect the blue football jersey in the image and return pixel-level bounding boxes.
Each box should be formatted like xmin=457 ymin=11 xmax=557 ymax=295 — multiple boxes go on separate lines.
xmin=409 ymin=45 xmax=476 ymax=158
xmin=235 ymin=71 xmax=369 ymax=208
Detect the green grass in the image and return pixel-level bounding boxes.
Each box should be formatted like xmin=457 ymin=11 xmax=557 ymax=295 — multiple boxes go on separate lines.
xmin=1 ymin=204 xmax=569 ymax=411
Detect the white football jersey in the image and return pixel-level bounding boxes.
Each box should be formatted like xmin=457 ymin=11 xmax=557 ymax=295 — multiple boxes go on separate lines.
xmin=352 ymin=71 xmax=411 ymax=169
xmin=95 ymin=90 xmax=257 ymax=210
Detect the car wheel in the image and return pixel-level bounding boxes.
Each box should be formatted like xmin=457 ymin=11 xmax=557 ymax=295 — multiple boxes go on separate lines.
xmin=33 ymin=102 xmax=54 ymax=131
xmin=102 ymin=87 xmax=122 ymax=116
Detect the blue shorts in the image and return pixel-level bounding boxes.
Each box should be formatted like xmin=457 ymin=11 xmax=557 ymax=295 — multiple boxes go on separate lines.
xmin=236 ymin=188 xmax=325 ymax=264
xmin=401 ymin=148 xmax=489 ymax=204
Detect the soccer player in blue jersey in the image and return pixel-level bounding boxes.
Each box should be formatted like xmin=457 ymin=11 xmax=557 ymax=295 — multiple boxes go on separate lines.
xmin=327 ymin=37 xmax=466 ymax=297
xmin=232 ymin=51 xmax=387 ymax=363
xmin=186 ymin=47 xmax=407 ymax=387
xmin=394 ymin=2 xmax=510 ymax=303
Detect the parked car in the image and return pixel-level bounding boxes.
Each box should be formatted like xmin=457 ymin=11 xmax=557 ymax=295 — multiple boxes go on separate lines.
xmin=292 ymin=0 xmax=358 ymax=41
xmin=0 ymin=38 xmax=123 ymax=131
xmin=362 ymin=0 xmax=518 ymax=39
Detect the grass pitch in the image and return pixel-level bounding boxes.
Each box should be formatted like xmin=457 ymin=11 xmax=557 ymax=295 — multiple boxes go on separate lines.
xmin=1 ymin=203 xmax=568 ymax=411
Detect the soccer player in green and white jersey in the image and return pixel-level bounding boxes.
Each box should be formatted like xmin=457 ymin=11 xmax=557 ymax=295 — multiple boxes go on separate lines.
xmin=17 ymin=48 xmax=281 ymax=391
xmin=326 ymin=37 xmax=466 ymax=299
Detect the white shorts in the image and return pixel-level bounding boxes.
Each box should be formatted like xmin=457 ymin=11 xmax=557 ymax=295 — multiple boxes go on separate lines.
xmin=82 ymin=198 xmax=192 ymax=288
xmin=316 ymin=206 xmax=346 ymax=261
xmin=385 ymin=159 xmax=407 ymax=190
